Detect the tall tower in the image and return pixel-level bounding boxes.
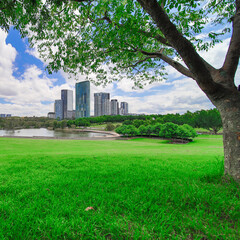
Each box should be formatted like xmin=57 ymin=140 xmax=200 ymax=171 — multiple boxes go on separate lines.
xmin=75 ymin=81 xmax=90 ymax=118
xmin=54 ymin=100 xmax=63 ymax=120
xmin=61 ymin=89 xmax=73 ymax=119
xmin=120 ymin=102 xmax=129 ymax=115
xmin=111 ymin=99 xmax=119 ymax=115
xmin=94 ymin=92 xmax=110 ymax=116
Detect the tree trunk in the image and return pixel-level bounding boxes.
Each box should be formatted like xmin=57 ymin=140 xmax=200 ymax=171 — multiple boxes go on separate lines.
xmin=213 ymin=92 xmax=240 ymax=181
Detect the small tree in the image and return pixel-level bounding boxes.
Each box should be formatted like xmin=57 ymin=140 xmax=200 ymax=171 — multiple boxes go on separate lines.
xmin=182 ymin=124 xmax=198 ymax=138
xmin=60 ymin=120 xmax=68 ymax=129
xmin=195 ymin=109 xmax=222 ymax=134
xmin=115 ymin=125 xmax=138 ymax=137
xmin=152 ymin=123 xmax=163 ymax=136
xmin=159 ymin=122 xmax=178 ymax=139
xmin=105 ymin=123 xmax=115 ymax=131
xmin=138 ymin=125 xmax=147 ymax=136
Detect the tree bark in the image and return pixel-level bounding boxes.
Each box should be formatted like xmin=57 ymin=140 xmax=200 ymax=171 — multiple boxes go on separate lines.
xmin=213 ymin=90 xmax=240 ymax=180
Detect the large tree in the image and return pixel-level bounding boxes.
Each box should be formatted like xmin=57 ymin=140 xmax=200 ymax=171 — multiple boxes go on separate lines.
xmin=1 ymin=0 xmax=240 ymax=180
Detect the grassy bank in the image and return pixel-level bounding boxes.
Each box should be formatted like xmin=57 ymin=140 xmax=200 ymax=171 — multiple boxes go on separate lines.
xmin=0 ymin=136 xmax=239 ymax=239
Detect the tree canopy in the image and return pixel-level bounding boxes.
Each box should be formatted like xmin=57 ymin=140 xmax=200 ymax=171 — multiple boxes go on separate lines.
xmin=0 ymin=0 xmax=237 ymax=87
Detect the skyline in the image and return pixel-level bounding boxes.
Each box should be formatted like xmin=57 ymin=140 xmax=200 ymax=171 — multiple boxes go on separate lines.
xmin=0 ymin=28 xmax=239 ymax=117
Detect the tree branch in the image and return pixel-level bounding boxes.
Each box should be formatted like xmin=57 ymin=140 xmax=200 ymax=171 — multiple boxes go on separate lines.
xmin=138 ymin=29 xmax=172 ymax=46
xmin=123 ymin=56 xmax=155 ymax=69
xmin=222 ymin=0 xmax=240 ymax=79
xmin=137 ymin=0 xmax=220 ymax=95
xmin=138 ymin=49 xmax=197 ymax=80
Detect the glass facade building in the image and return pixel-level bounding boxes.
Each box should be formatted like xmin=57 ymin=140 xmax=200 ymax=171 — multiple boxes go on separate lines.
xmin=54 ymin=100 xmax=63 ymax=120
xmin=75 ymin=81 xmax=90 ymax=118
xmin=61 ymin=90 xmax=73 ymax=119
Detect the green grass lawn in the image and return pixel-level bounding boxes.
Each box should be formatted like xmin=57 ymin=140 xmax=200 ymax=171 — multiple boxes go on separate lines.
xmin=0 ymin=136 xmax=239 ymax=239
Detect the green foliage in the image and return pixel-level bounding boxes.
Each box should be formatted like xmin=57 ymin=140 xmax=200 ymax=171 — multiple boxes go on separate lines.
xmin=159 ymin=122 xmax=179 ymax=138
xmin=75 ymin=118 xmax=90 ymax=127
xmin=0 ymin=0 xmax=234 ymax=87
xmin=105 ymin=123 xmax=115 ymax=131
xmin=115 ymin=124 xmax=139 ymax=137
xmin=122 ymin=120 xmax=133 ymax=125
xmin=195 ymin=109 xmax=222 ymax=134
xmin=152 ymin=123 xmax=163 ymax=135
xmin=132 ymin=119 xmax=146 ymax=128
xmin=138 ymin=125 xmax=147 ymax=136
xmin=182 ymin=124 xmax=198 ymax=138
xmin=60 ymin=120 xmax=68 ymax=129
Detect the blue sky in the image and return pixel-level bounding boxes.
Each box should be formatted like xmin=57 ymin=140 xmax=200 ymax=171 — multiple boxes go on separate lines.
xmin=0 ymin=27 xmax=239 ymax=117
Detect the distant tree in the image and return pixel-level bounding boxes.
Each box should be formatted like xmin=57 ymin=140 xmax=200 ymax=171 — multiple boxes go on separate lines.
xmin=195 ymin=109 xmax=222 ymax=134
xmin=115 ymin=125 xmax=138 ymax=137
xmin=138 ymin=125 xmax=147 ymax=136
xmin=122 ymin=120 xmax=133 ymax=126
xmin=75 ymin=119 xmax=90 ymax=127
xmin=60 ymin=120 xmax=68 ymax=129
xmin=53 ymin=121 xmax=58 ymax=130
xmin=152 ymin=123 xmax=163 ymax=136
xmin=176 ymin=124 xmax=198 ymax=139
xmin=132 ymin=119 xmax=146 ymax=128
xmin=159 ymin=123 xmax=179 ymax=139
xmin=105 ymin=123 xmax=115 ymax=131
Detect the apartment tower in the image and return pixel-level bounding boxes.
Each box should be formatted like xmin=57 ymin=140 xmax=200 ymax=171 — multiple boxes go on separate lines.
xmin=94 ymin=92 xmax=110 ymax=116
xmin=110 ymin=99 xmax=119 ymax=115
xmin=61 ymin=89 xmax=73 ymax=119
xmin=120 ymin=102 xmax=129 ymax=115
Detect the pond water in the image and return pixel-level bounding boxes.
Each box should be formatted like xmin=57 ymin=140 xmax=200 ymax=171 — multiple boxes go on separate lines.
xmin=0 ymin=128 xmax=109 ymax=138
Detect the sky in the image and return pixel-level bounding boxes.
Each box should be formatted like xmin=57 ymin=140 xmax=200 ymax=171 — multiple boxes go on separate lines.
xmin=0 ymin=27 xmax=239 ymax=117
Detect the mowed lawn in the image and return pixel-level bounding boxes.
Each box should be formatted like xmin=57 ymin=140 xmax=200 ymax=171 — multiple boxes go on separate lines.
xmin=0 ymin=136 xmax=239 ymax=239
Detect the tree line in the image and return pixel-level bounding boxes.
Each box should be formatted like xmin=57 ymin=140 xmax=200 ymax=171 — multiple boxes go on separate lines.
xmin=0 ymin=109 xmax=222 ymax=134
xmin=70 ymin=109 xmax=222 ymax=134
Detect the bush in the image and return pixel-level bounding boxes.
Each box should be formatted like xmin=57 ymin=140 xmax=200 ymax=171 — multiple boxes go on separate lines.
xmin=176 ymin=125 xmax=192 ymax=139
xmin=159 ymin=122 xmax=178 ymax=138
xmin=115 ymin=125 xmax=138 ymax=137
xmin=182 ymin=124 xmax=198 ymax=138
xmin=105 ymin=123 xmax=115 ymax=131
xmin=138 ymin=125 xmax=147 ymax=136
xmin=152 ymin=123 xmax=162 ymax=135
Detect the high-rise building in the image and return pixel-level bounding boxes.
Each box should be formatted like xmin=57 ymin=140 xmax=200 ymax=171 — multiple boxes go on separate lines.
xmin=0 ymin=114 xmax=12 ymax=117
xmin=94 ymin=92 xmax=110 ymax=116
xmin=75 ymin=81 xmax=90 ymax=118
xmin=111 ymin=99 xmax=119 ymax=115
xmin=61 ymin=89 xmax=73 ymax=119
xmin=120 ymin=102 xmax=128 ymax=115
xmin=54 ymin=100 xmax=63 ymax=120
xmin=47 ymin=112 xmax=56 ymax=119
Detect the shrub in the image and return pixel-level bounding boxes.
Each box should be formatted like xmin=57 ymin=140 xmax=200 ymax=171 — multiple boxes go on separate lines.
xmin=105 ymin=123 xmax=115 ymax=131
xmin=152 ymin=123 xmax=162 ymax=135
xmin=159 ymin=122 xmax=178 ymax=138
xmin=138 ymin=125 xmax=147 ymax=136
xmin=176 ymin=125 xmax=192 ymax=139
xmin=115 ymin=125 xmax=138 ymax=137
xmin=182 ymin=124 xmax=198 ymax=138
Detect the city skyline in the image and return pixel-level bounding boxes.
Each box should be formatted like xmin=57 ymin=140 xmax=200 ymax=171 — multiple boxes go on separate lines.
xmin=0 ymin=29 xmax=239 ymax=117
xmin=51 ymin=85 xmax=129 ymax=120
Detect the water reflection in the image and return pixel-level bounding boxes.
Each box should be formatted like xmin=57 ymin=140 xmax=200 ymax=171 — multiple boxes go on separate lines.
xmin=0 ymin=128 xmax=108 ymax=138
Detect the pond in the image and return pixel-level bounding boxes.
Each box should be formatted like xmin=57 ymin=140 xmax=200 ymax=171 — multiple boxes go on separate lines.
xmin=0 ymin=128 xmax=110 ymax=139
